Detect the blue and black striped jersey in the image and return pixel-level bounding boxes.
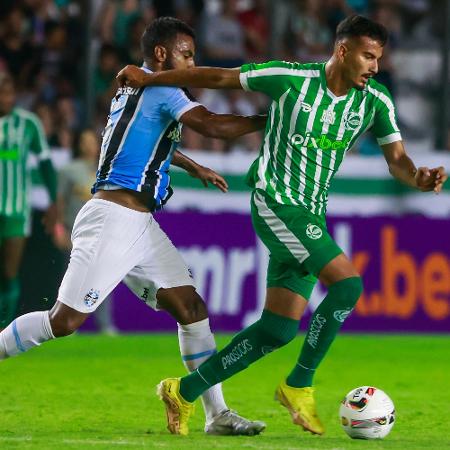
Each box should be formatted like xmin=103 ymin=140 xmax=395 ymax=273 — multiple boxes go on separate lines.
xmin=92 ymin=66 xmax=200 ymax=211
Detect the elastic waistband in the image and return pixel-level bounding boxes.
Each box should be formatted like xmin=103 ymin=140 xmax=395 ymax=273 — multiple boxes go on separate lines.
xmin=87 ymin=198 xmax=153 ymax=217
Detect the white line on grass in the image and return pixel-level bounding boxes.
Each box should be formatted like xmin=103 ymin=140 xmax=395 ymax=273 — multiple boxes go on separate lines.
xmin=0 ymin=437 xmax=33 ymax=442
xmin=0 ymin=437 xmax=166 ymax=447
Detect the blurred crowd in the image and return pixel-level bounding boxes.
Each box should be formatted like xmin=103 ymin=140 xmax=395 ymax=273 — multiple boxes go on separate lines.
xmin=0 ymin=0 xmax=446 ymax=155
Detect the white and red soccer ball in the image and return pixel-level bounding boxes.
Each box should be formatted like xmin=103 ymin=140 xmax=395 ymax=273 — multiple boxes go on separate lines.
xmin=339 ymin=386 xmax=395 ymax=439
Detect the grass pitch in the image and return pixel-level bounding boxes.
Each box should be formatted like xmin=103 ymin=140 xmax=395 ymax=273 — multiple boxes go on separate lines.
xmin=0 ymin=333 xmax=449 ymax=449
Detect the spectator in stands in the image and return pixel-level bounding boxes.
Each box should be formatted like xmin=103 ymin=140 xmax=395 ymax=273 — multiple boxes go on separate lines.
xmin=123 ymin=16 xmax=146 ymax=66
xmin=237 ymin=0 xmax=269 ymax=62
xmin=0 ymin=7 xmax=37 ymax=89
xmin=99 ymin=0 xmax=153 ymax=51
xmin=0 ymin=73 xmax=58 ymax=329
xmin=200 ymin=0 xmax=247 ymax=67
xmin=94 ymin=44 xmax=122 ymax=120
xmin=289 ymin=0 xmax=333 ymax=62
xmin=324 ymin=0 xmax=357 ymax=34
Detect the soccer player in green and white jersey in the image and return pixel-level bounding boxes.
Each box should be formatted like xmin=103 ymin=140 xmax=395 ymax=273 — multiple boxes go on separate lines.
xmin=0 ymin=73 xmax=58 ymax=328
xmin=117 ymin=15 xmax=448 ymax=435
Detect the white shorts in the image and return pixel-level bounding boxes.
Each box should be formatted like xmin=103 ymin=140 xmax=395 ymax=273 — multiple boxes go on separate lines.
xmin=58 ymin=199 xmax=195 ymax=313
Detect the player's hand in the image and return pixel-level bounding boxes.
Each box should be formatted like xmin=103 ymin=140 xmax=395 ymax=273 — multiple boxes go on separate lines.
xmin=187 ymin=165 xmax=228 ymax=193
xmin=116 ymin=65 xmax=150 ymax=88
xmin=42 ymin=202 xmax=58 ymax=235
xmin=414 ymin=166 xmax=448 ymax=193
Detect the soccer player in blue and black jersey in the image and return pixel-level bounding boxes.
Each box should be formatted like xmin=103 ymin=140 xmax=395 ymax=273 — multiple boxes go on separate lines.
xmin=0 ymin=17 xmax=267 ymax=435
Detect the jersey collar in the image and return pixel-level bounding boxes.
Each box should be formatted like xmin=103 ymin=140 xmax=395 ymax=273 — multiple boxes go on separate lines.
xmin=320 ymin=62 xmax=352 ymax=102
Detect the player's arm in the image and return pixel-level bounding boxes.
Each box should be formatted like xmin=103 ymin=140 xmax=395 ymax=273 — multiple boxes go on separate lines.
xmin=117 ymin=65 xmax=242 ymax=90
xmin=180 ymin=105 xmax=266 ymax=140
xmin=381 ymin=140 xmax=448 ymax=193
xmin=172 ymin=151 xmax=228 ymax=192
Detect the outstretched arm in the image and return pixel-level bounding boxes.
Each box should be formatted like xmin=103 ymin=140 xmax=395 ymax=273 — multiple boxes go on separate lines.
xmin=172 ymin=150 xmax=228 ymax=192
xmin=117 ymin=65 xmax=242 ymax=90
xmin=179 ymin=105 xmax=266 ymax=140
xmin=381 ymin=141 xmax=448 ymax=193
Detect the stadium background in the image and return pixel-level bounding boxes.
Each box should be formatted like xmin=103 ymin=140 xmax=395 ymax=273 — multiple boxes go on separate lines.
xmin=1 ymin=1 xmax=450 ymax=449
xmin=2 ymin=0 xmax=449 ymax=333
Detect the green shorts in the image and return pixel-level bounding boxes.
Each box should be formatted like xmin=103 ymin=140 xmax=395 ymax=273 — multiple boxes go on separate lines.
xmin=0 ymin=214 xmax=30 ymax=242
xmin=251 ymin=189 xmax=343 ymax=300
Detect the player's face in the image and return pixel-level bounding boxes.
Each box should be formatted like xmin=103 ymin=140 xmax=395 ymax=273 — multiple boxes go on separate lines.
xmin=341 ymin=36 xmax=383 ymax=90
xmin=165 ymin=33 xmax=196 ymax=70
xmin=0 ymin=82 xmax=16 ymax=116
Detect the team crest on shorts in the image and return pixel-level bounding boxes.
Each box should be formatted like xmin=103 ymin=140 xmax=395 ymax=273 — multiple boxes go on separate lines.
xmin=306 ymin=223 xmax=322 ymax=240
xmin=84 ymin=289 xmax=100 ymax=307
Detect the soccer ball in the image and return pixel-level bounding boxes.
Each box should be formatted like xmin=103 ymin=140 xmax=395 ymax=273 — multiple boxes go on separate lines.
xmin=339 ymin=386 xmax=395 ymax=439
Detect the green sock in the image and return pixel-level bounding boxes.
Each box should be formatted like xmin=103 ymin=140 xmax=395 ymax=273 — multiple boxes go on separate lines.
xmin=179 ymin=310 xmax=299 ymax=402
xmin=3 ymin=278 xmax=20 ymax=326
xmin=286 ymin=277 xmax=363 ymax=388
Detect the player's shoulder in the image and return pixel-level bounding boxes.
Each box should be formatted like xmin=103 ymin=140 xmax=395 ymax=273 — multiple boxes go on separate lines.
xmin=14 ymin=108 xmax=43 ymax=126
xmin=143 ymin=84 xmax=189 ymax=102
xmin=243 ymin=60 xmax=322 ymax=77
xmin=365 ymin=78 xmax=393 ymax=100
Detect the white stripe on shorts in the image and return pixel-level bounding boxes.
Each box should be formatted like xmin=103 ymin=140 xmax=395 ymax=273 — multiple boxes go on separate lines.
xmin=253 ymin=191 xmax=310 ymax=263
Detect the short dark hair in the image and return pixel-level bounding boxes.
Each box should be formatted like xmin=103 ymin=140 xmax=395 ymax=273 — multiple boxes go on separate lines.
xmin=336 ymin=15 xmax=388 ymax=46
xmin=141 ymin=17 xmax=195 ymax=59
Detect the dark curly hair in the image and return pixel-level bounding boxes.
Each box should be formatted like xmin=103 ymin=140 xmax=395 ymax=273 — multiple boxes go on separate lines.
xmin=141 ymin=17 xmax=195 ymax=59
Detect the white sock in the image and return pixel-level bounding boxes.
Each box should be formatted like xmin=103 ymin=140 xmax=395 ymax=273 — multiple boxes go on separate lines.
xmin=0 ymin=311 xmax=55 ymax=359
xmin=178 ymin=318 xmax=228 ymax=421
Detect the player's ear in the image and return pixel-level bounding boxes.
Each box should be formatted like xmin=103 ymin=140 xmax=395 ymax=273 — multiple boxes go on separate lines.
xmin=337 ymin=42 xmax=348 ymax=61
xmin=154 ymin=45 xmax=167 ymax=63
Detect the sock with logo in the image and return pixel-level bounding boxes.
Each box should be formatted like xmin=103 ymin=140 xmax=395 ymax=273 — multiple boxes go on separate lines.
xmin=179 ymin=310 xmax=299 ymax=402
xmin=286 ymin=277 xmax=363 ymax=388
xmin=0 ymin=310 xmax=55 ymax=359
xmin=0 ymin=277 xmax=20 ymax=327
xmin=178 ymin=318 xmax=228 ymax=421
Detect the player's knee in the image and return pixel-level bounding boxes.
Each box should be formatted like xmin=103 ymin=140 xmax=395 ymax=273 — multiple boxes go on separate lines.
xmin=329 ymin=276 xmax=364 ymax=308
xmin=258 ymin=310 xmax=299 ymax=347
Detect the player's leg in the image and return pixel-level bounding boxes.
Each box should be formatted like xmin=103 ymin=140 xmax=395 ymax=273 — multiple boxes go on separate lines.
xmin=250 ymin=190 xmax=362 ymax=432
xmin=172 ymin=268 xmax=311 ymax=403
xmin=0 ymin=199 xmax=150 ymax=359
xmin=155 ymin=189 xmax=360 ymax=434
xmin=157 ymin=286 xmax=266 ymax=435
xmin=0 ymin=215 xmax=28 ymax=328
xmin=286 ymin=253 xmax=362 ymax=390
xmin=123 ymin=218 xmax=265 ymax=435
xmin=156 ymin=281 xmax=302 ymax=435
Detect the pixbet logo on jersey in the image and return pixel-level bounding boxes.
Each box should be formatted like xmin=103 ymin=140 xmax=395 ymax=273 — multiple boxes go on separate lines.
xmin=289 ymin=132 xmax=350 ymax=151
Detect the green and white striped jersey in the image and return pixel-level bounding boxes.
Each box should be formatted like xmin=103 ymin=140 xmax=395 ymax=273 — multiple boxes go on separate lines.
xmin=0 ymin=108 xmax=50 ymax=216
xmin=240 ymin=61 xmax=401 ymax=216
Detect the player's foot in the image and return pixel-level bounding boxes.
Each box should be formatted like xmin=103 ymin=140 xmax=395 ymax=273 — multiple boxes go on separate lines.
xmin=156 ymin=378 xmax=195 ymax=436
xmin=275 ymin=380 xmax=325 ymax=435
xmin=205 ymin=409 xmax=266 ymax=436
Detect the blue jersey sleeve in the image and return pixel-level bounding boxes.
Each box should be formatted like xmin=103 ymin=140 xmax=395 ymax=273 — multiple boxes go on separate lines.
xmin=161 ymin=87 xmax=201 ymax=121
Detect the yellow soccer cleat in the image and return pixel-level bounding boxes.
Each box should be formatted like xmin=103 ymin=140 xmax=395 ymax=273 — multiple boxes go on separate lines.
xmin=275 ymin=380 xmax=325 ymax=435
xmin=156 ymin=378 xmax=195 ymax=436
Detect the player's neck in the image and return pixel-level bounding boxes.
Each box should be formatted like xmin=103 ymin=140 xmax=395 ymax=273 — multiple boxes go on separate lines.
xmin=324 ymin=59 xmax=352 ymax=97
xmin=143 ymin=59 xmax=161 ymax=72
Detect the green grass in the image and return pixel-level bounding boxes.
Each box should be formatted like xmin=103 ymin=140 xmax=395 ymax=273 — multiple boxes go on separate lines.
xmin=1 ymin=334 xmax=449 ymax=449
